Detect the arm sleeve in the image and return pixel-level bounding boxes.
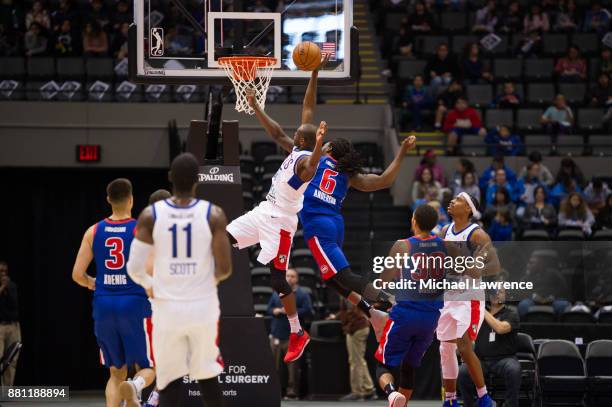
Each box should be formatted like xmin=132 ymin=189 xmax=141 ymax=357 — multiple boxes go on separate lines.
xmin=126 ymin=238 xmax=154 ymax=289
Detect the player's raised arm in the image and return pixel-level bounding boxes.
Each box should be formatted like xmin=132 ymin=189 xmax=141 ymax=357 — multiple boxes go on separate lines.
xmin=126 ymin=206 xmax=155 ymax=291
xmin=296 ymin=121 xmax=327 ymax=182
xmin=301 ymin=54 xmax=329 ymax=125
xmin=72 ymin=225 xmax=96 ymax=290
xmin=350 ymin=135 xmax=417 ymax=192
xmin=208 ymin=204 xmax=232 ymax=284
xmin=469 ymin=228 xmax=501 ymax=277
xmin=247 ymin=89 xmax=294 ymax=153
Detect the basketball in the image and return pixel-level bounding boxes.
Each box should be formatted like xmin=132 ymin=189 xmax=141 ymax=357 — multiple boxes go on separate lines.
xmin=292 ymin=41 xmax=322 ymax=71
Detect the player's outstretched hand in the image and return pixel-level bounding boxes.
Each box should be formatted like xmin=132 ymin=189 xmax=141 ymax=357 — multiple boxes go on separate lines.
xmin=245 ymin=87 xmax=257 ymax=109
xmin=400 ymin=135 xmax=417 ymax=152
xmin=317 ymin=121 xmax=327 ymax=144
xmin=315 ymin=53 xmax=331 ymax=72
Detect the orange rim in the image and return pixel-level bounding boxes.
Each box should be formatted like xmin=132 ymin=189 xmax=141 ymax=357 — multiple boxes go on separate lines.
xmin=218 ymin=56 xmax=276 ymax=81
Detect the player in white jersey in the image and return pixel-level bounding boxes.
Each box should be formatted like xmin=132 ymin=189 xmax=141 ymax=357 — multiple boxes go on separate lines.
xmin=127 ymin=153 xmax=232 ymax=407
xmin=437 ymin=192 xmax=500 ymax=407
xmin=226 ymin=59 xmax=327 ymax=363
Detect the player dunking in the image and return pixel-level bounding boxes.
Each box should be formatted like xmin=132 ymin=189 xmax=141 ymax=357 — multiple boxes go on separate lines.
xmin=375 ymin=204 xmax=448 ymax=407
xmin=438 ymin=192 xmax=500 ymax=407
xmin=71 ymin=178 xmax=156 ymax=407
xmin=127 ymin=153 xmax=232 ymax=407
xmin=227 ymin=60 xmax=327 ymax=363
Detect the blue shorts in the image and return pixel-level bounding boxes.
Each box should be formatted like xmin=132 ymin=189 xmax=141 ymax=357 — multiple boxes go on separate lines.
xmin=375 ymin=305 xmax=440 ymax=367
xmin=301 ymin=213 xmax=349 ymax=280
xmin=93 ymin=295 xmax=154 ymax=369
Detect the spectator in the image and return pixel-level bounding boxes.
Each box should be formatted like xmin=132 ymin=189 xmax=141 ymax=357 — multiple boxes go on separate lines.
xmin=0 ymin=23 xmax=20 ymax=55
xmin=518 ymin=151 xmax=555 ymax=187
xmin=550 ymin=176 xmax=582 ymax=208
xmin=479 ymin=154 xmax=517 ymax=191
xmin=25 ymin=1 xmax=50 ymax=31
xmin=0 ymin=0 xmax=25 ymax=35
xmin=402 ymin=74 xmax=432 ymax=130
xmin=336 ymin=300 xmax=376 ymax=401
xmin=595 ymin=194 xmax=612 ymax=230
xmin=558 ymin=192 xmax=595 ymax=236
xmin=492 ymin=82 xmax=522 ymax=109
xmin=24 ymin=22 xmax=47 ymax=56
xmin=600 ymin=48 xmax=612 ymax=76
xmin=405 ymin=1 xmax=435 ymax=34
xmin=249 ymin=0 xmax=272 ymax=12
xmin=499 ymin=1 xmax=523 ymax=33
xmin=486 ymin=169 xmax=518 ymax=206
xmin=488 ymin=209 xmax=514 ymax=241
xmin=461 ymin=42 xmax=493 ymax=84
xmin=425 ymin=43 xmax=459 ymax=93
xmin=485 ymin=125 xmax=523 ymax=156
xmin=587 ymin=73 xmax=612 ymax=107
xmin=521 ymin=186 xmax=557 ymax=232
xmin=540 ymin=94 xmax=574 ymax=135
xmin=412 ymin=167 xmax=443 ymax=205
xmin=518 ymin=253 xmax=570 ymax=318
xmin=393 ymin=25 xmax=414 ymax=58
xmin=54 ymin=19 xmax=76 ymax=56
xmin=458 ymin=287 xmax=521 ymax=407
xmin=427 ymin=200 xmax=450 ymax=235
xmin=484 ymin=187 xmax=516 ymax=228
xmin=434 ymin=79 xmax=464 ymax=129
xmin=554 ymin=45 xmax=587 ymax=82
xmin=450 ymin=158 xmax=476 ymax=189
xmin=82 ymin=21 xmax=108 ymax=56
xmin=555 ymin=157 xmax=586 ymax=188
xmin=52 ymin=0 xmax=79 ymax=33
xmin=111 ymin=0 xmax=131 ymax=32
xmin=87 ymin=0 xmax=110 ymax=29
xmin=583 ymin=2 xmax=610 ymax=34
xmin=517 ymin=163 xmax=547 ymax=207
xmin=472 ymin=0 xmax=498 ymax=33
xmin=453 ymin=171 xmax=480 ymax=199
xmin=267 ymin=268 xmax=313 ymax=400
xmin=554 ymin=0 xmax=579 ymax=32
xmin=414 ymin=149 xmax=448 ymax=187
xmin=443 ymin=97 xmax=486 ymax=155
xmin=584 ymin=179 xmax=611 ymax=214
xmin=0 ymin=261 xmax=20 ymax=386
xmin=518 ymin=4 xmax=549 ymax=55
xmin=110 ymin=21 xmax=129 ymax=60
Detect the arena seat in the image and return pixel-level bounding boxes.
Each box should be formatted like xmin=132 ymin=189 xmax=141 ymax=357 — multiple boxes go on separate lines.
xmin=524 ymin=59 xmax=554 ymax=81
xmin=397 ymin=59 xmax=427 ymax=80
xmin=526 ymin=83 xmax=555 ymax=106
xmin=0 ymin=57 xmax=26 ymax=79
xmin=417 ymin=35 xmax=449 ymax=56
xmin=524 ymin=305 xmax=556 ymax=323
xmin=252 ymin=286 xmax=274 ymax=305
xmin=251 ymin=267 xmax=271 ymax=287
xmin=292 ymin=230 xmax=306 ymax=249
xmin=250 ymin=141 xmax=278 ymax=164
xmin=262 ymin=155 xmax=286 ymax=174
xmin=486 ymin=35 xmax=510 ymax=56
xmin=440 ymin=12 xmax=466 ymax=33
xmin=253 ymin=303 xmax=268 ymax=314
xmin=542 ymin=34 xmax=569 ymax=56
xmin=290 ymin=249 xmax=318 ymax=270
xmin=555 ymin=134 xmax=585 ymax=156
xmin=585 ymin=340 xmax=612 ymax=407
xmin=451 ymin=35 xmax=478 ymax=54
xmin=591 ymin=229 xmax=612 ymax=240
xmin=516 ymin=109 xmax=543 ymax=132
xmin=26 ymin=57 xmax=55 ymax=79
xmin=461 ymin=134 xmax=487 ymax=156
xmin=571 ymin=33 xmax=600 ymax=56
xmin=560 ymin=309 xmax=596 ymax=324
xmin=260 ymin=173 xmax=273 ymax=194
xmin=241 ymin=173 xmax=254 ymax=192
xmin=485 ymin=109 xmax=514 ymax=128
xmin=493 ymin=58 xmax=522 ymax=81
xmin=521 ymin=229 xmax=551 ymax=240
xmin=597 ymin=307 xmax=612 ymax=324
xmin=0 ymin=80 xmax=24 ymax=101
xmin=557 ymin=229 xmax=586 ymax=241
xmin=537 ymin=339 xmax=587 ymax=406
xmin=56 ymin=57 xmax=85 ymax=80
xmin=296 ymin=267 xmax=318 ymax=291
xmin=239 ymin=155 xmax=255 ymax=175
xmin=578 ymin=109 xmax=605 ymax=132
xmin=558 ymin=83 xmax=587 ymax=105
xmin=242 ymin=192 xmax=254 ymax=211
xmin=307 ymin=320 xmax=350 ymax=397
xmin=589 ymin=135 xmax=612 ymax=156
xmin=466 ymin=84 xmax=493 ymax=108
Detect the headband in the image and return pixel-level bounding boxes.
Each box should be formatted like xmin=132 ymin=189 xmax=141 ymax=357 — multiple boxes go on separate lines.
xmin=458 ymin=192 xmax=481 ymax=220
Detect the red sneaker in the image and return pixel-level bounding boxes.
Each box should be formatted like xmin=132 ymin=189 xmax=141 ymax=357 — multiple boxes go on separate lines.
xmin=284 ymin=330 xmax=310 ymax=363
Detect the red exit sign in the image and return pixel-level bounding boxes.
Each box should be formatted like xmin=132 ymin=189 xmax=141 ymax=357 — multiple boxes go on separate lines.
xmin=76 ymin=145 xmax=101 ymax=162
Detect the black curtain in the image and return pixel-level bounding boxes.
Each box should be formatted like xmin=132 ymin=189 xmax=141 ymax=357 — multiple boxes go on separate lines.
xmin=0 ymin=167 xmax=168 ymax=389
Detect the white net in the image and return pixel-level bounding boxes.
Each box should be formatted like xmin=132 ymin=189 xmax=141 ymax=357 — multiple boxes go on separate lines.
xmin=218 ymin=57 xmax=276 ymax=115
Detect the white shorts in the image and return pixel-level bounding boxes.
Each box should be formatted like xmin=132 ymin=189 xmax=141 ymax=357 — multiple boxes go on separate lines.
xmin=436 ymin=300 xmax=485 ymax=342
xmin=151 ymin=298 xmax=223 ymax=390
xmin=226 ymin=201 xmax=297 ymax=269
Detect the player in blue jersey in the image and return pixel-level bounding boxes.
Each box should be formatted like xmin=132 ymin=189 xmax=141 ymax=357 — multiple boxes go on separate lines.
xmin=72 ymin=178 xmax=156 ymax=407
xmin=374 ymin=204 xmax=447 ymax=407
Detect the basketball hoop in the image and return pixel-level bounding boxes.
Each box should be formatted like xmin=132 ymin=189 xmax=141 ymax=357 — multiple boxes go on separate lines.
xmin=218 ymin=56 xmax=276 ymax=115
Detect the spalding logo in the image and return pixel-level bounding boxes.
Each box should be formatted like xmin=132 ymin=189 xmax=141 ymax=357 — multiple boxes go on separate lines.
xmin=209 ymin=167 xmax=220 ymax=175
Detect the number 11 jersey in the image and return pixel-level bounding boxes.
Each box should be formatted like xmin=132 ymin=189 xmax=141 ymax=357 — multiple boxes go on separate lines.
xmin=151 ymin=199 xmax=217 ymax=302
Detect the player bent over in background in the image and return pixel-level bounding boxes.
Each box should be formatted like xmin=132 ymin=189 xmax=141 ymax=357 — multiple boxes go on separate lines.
xmin=226 ymin=61 xmax=327 ymax=363
xmin=374 ymin=204 xmax=447 ymax=407
xmin=438 ymin=193 xmax=500 ymax=407
xmin=127 ymin=153 xmax=232 ymax=407
xmin=72 ymin=178 xmax=156 ymax=407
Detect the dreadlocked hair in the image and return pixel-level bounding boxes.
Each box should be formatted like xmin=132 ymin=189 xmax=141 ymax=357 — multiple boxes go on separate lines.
xmin=329 ymin=138 xmax=365 ymax=176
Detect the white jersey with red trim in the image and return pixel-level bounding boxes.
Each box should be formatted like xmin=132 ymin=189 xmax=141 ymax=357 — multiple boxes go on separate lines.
xmin=151 ymin=198 xmax=217 ymax=303
xmin=265 ymin=147 xmax=313 ymax=214
xmin=443 ymin=221 xmax=485 ymax=302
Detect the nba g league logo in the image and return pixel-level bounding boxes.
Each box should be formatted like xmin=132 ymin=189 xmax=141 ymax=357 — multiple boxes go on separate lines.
xmin=150 ymin=28 xmax=164 ymax=57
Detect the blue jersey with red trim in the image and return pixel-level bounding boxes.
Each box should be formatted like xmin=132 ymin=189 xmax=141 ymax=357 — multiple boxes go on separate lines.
xmin=301 ymin=155 xmax=349 ymax=217
xmin=92 ymin=218 xmax=145 ymax=297
xmin=394 ymin=235 xmax=446 ymax=312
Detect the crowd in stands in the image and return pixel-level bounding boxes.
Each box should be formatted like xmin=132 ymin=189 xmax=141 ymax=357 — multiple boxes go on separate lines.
xmin=379 ymin=0 xmax=612 ymax=154
xmin=411 ymin=150 xmax=612 ymax=240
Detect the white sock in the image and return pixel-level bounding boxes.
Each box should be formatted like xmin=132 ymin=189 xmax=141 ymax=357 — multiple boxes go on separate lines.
xmin=477 ymin=386 xmax=487 ymax=398
xmin=132 ymin=376 xmax=146 ymax=393
xmin=288 ymin=314 xmax=302 ymax=334
xmin=445 ymin=391 xmax=456 ymax=401
xmin=147 ymin=390 xmax=159 ymax=406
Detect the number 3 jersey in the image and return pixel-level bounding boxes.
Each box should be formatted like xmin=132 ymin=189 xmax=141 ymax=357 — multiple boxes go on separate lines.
xmin=151 ymin=199 xmax=217 ymax=302
xmin=301 ymin=155 xmax=349 ymax=217
xmin=92 ymin=218 xmax=145 ymax=297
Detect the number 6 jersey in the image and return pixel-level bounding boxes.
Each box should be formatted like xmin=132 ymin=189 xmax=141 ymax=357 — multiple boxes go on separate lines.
xmin=151 ymin=199 xmax=217 ymax=302
xmin=301 ymin=155 xmax=349 ymax=217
